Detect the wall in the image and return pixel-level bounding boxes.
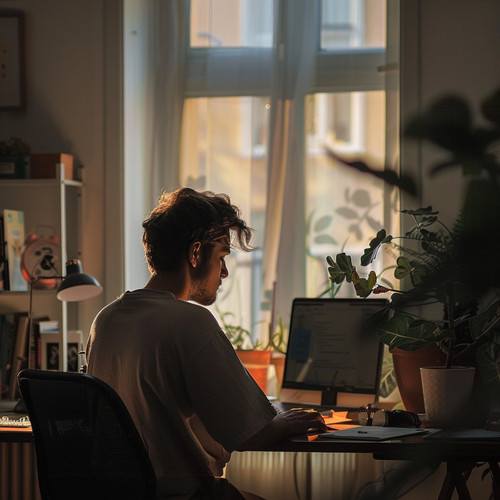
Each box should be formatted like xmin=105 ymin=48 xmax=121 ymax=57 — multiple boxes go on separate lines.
xmin=400 ymin=0 xmax=500 ymax=223
xmin=0 ymin=0 xmax=122 ymax=340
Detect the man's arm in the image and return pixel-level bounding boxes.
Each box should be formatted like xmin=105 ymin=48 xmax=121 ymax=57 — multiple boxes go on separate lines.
xmin=237 ymin=409 xmax=326 ymax=451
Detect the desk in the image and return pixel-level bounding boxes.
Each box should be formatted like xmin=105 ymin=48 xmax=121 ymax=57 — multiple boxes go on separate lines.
xmin=0 ymin=427 xmax=38 ymax=500
xmin=0 ymin=427 xmax=33 ymax=443
xmin=262 ymin=432 xmax=500 ymax=499
xmin=2 ymin=427 xmax=499 ymax=499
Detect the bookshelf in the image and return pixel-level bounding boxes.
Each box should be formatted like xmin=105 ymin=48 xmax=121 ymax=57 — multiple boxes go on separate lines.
xmin=0 ymin=164 xmax=83 ymax=373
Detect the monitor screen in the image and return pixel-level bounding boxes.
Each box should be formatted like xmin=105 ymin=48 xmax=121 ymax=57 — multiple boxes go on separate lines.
xmin=282 ymin=298 xmax=387 ymax=404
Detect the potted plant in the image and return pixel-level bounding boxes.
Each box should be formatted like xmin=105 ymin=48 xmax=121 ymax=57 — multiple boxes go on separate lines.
xmin=267 ymin=315 xmax=287 ymax=392
xmin=216 ymin=308 xmax=271 ymax=393
xmin=326 ymin=87 xmax=500 ymax=423
xmin=0 ymin=137 xmax=31 ymax=179
xmin=217 ymin=308 xmax=289 ymax=394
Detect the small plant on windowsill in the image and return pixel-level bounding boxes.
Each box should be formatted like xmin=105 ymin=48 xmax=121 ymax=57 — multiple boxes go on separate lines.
xmin=216 ymin=307 xmax=288 ymax=354
xmin=325 ymin=87 xmax=500 ymax=398
xmin=216 ymin=307 xmax=273 ymax=393
xmin=216 ymin=308 xmax=265 ymax=351
xmin=216 ymin=308 xmax=289 ymax=394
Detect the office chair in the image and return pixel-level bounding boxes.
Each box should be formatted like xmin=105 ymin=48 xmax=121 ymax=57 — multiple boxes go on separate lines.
xmin=18 ymin=369 xmax=157 ymax=500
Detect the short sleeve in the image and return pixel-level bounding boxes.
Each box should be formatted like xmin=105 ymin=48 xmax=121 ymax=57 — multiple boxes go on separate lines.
xmin=183 ymin=328 xmax=277 ymax=452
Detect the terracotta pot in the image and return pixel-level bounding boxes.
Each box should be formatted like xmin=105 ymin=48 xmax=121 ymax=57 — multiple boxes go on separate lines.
xmin=270 ymin=352 xmax=286 ymax=396
xmin=391 ymin=345 xmax=446 ymax=414
xmin=236 ymin=350 xmax=271 ymax=394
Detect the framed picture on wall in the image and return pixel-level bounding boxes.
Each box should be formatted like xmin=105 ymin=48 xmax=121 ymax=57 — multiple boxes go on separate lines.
xmin=0 ymin=9 xmax=26 ymax=110
xmin=41 ymin=330 xmax=83 ymax=372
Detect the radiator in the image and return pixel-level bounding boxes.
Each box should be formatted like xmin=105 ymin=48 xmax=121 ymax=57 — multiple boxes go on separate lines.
xmin=0 ymin=442 xmax=41 ymax=500
xmin=226 ymin=451 xmax=364 ymax=500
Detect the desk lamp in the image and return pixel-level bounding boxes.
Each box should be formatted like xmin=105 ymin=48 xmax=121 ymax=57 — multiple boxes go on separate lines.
xmin=27 ymin=258 xmax=102 ymax=370
xmin=56 ymin=259 xmax=103 ymax=302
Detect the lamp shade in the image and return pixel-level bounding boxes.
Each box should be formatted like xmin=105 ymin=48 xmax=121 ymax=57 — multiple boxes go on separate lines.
xmin=56 ymin=259 xmax=103 ymax=302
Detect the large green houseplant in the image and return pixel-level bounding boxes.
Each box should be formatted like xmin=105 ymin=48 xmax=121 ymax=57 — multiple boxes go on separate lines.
xmin=326 ymin=87 xmax=500 ymax=406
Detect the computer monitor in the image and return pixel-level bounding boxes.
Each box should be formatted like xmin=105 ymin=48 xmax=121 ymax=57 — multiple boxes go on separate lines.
xmin=280 ymin=298 xmax=387 ymax=409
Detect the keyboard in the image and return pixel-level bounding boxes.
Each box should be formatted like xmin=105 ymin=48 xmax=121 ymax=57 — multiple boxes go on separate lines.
xmin=273 ymin=401 xmax=355 ymax=414
xmin=0 ymin=414 xmax=31 ymax=427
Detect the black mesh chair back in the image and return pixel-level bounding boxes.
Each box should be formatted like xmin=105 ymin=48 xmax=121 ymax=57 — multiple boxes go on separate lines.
xmin=18 ymin=369 xmax=157 ymax=500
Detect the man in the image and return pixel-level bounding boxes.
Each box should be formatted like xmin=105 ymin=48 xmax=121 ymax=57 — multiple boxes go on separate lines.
xmin=86 ymin=188 xmax=325 ymax=499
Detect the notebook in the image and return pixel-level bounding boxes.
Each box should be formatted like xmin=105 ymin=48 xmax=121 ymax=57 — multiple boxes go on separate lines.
xmin=277 ymin=298 xmax=387 ymax=412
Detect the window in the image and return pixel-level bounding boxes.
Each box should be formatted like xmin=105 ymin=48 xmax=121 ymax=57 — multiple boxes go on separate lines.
xmin=124 ymin=0 xmax=398 ymax=346
xmin=178 ymin=0 xmax=394 ymax=340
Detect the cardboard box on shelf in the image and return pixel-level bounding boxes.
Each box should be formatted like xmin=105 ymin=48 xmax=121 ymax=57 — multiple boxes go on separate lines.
xmin=30 ymin=153 xmax=74 ymax=180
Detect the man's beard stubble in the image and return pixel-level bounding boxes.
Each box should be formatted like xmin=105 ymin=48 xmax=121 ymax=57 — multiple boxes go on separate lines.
xmin=188 ymin=259 xmax=218 ymax=306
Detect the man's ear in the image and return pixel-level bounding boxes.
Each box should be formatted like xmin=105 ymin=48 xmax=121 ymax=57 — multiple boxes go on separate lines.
xmin=189 ymin=241 xmax=202 ymax=268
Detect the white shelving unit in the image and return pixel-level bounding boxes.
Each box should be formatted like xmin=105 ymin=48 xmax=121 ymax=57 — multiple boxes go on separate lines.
xmin=0 ymin=164 xmax=82 ymax=371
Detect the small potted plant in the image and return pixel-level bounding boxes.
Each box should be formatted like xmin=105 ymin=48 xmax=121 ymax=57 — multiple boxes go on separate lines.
xmin=216 ymin=308 xmax=271 ymax=393
xmin=326 ymin=87 xmax=500 ymax=424
xmin=0 ymin=137 xmax=31 ymax=179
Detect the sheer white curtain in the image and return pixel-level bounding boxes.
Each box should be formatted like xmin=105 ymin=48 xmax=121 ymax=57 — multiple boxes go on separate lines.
xmin=144 ymin=0 xmax=187 ymax=199
xmin=124 ymin=0 xmax=187 ymax=289
xmin=260 ymin=1 xmax=317 ymax=340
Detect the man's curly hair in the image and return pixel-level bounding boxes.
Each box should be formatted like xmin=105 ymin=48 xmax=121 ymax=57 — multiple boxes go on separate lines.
xmin=142 ymin=187 xmax=253 ymax=274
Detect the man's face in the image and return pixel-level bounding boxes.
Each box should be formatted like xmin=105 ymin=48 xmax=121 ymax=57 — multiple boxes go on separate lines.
xmin=189 ymin=236 xmax=230 ymax=305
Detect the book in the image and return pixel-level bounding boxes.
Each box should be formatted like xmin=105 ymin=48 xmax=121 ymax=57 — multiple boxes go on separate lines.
xmin=0 ymin=315 xmax=8 ymax=395
xmin=6 ymin=313 xmax=29 ymax=399
xmin=30 ymin=316 xmax=50 ymax=370
xmin=0 ymin=217 xmax=8 ymax=291
xmin=0 ymin=313 xmax=16 ymax=397
xmin=3 ymin=209 xmax=27 ymax=291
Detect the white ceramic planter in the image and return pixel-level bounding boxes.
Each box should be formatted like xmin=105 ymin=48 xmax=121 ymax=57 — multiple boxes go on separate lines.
xmin=420 ymin=366 xmax=475 ymax=428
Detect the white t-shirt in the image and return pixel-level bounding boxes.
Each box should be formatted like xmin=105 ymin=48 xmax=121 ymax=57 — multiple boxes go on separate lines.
xmin=86 ymin=289 xmax=276 ymax=499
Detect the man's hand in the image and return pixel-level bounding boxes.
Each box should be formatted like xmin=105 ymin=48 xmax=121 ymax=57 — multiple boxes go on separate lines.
xmin=274 ymin=408 xmax=327 ymax=435
xmin=238 ymin=408 xmax=326 ymax=450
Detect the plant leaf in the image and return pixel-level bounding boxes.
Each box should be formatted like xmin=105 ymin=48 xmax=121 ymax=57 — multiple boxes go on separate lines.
xmin=376 ymin=312 xmax=445 ymax=350
xmin=327 ymin=253 xmax=355 ymax=284
xmin=326 ymin=253 xmax=353 ymax=285
xmin=400 ymin=206 xmax=438 ymax=216
xmin=394 ymin=256 xmax=412 ymax=279
xmin=360 ymin=229 xmax=393 ymax=266
xmin=394 ymin=256 xmax=427 ymax=286
xmin=353 ymin=270 xmax=377 ymax=298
